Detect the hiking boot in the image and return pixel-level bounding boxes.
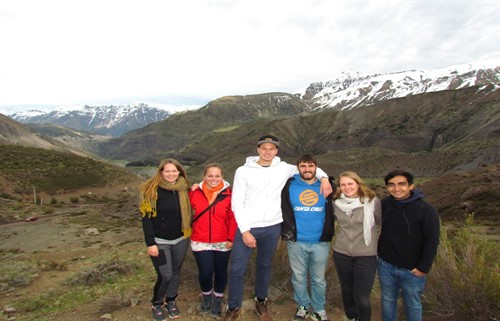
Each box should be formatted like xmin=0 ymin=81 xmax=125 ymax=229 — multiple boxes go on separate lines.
xmin=254 ymin=298 xmax=273 ymax=321
xmin=292 ymin=306 xmax=309 ymax=321
xmin=310 ymin=310 xmax=330 ymax=321
xmin=201 ymin=294 xmax=212 ymax=314
xmin=165 ymin=300 xmax=181 ymax=319
xmin=151 ymin=305 xmax=167 ymax=321
xmin=223 ymin=306 xmax=242 ymax=321
xmin=211 ymin=295 xmax=223 ymax=317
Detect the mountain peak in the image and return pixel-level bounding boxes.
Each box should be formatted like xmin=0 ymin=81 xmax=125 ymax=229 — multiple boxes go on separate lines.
xmin=303 ymin=59 xmax=499 ymax=110
xmin=9 ymin=103 xmax=200 ymax=137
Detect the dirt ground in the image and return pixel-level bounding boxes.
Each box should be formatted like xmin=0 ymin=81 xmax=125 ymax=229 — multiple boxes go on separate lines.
xmin=0 ymin=184 xmax=445 ymax=321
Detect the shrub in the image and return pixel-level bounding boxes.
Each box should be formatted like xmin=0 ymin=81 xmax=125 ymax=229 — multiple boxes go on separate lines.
xmin=424 ymin=214 xmax=500 ymax=320
xmin=0 ymin=259 xmax=38 ymax=291
xmin=64 ymin=257 xmax=137 ymax=285
xmin=69 ymin=197 xmax=79 ymax=204
xmin=42 ymin=207 xmax=55 ymax=214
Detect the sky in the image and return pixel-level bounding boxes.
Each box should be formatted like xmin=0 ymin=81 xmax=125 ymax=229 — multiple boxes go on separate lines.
xmin=0 ymin=0 xmax=499 ymax=112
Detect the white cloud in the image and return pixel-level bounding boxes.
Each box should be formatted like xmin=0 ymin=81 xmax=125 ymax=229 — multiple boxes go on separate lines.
xmin=0 ymin=0 xmax=498 ymax=108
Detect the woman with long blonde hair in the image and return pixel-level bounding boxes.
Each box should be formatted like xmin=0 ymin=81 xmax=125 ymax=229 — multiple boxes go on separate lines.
xmin=139 ymin=158 xmax=192 ymax=321
xmin=333 ymin=171 xmax=381 ymax=321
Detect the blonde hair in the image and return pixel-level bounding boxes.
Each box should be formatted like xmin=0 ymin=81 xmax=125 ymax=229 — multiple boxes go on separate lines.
xmin=334 ymin=171 xmax=376 ymax=203
xmin=139 ymin=158 xmax=190 ymax=200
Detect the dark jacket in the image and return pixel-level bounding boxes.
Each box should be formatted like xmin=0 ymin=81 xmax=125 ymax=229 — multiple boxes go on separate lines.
xmin=141 ymin=187 xmax=184 ymax=246
xmin=189 ymin=185 xmax=237 ymax=243
xmin=281 ymin=176 xmax=336 ymax=242
xmin=377 ymin=190 xmax=440 ymax=273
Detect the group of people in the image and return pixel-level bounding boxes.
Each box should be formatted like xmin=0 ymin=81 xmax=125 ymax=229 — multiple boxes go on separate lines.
xmin=138 ymin=134 xmax=440 ymax=321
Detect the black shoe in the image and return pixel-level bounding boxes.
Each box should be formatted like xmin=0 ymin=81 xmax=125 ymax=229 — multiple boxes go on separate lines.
xmin=151 ymin=305 xmax=167 ymax=321
xmin=201 ymin=294 xmax=212 ymax=314
xmin=211 ymin=296 xmax=223 ymax=317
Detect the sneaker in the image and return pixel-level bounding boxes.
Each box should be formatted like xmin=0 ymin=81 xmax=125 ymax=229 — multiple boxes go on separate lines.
xmin=165 ymin=300 xmax=181 ymax=319
xmin=151 ymin=305 xmax=166 ymax=321
xmin=211 ymin=296 xmax=223 ymax=317
xmin=292 ymin=306 xmax=309 ymax=321
xmin=201 ymin=294 xmax=212 ymax=314
xmin=310 ymin=310 xmax=330 ymax=321
xmin=254 ymin=298 xmax=273 ymax=321
xmin=223 ymin=306 xmax=242 ymax=321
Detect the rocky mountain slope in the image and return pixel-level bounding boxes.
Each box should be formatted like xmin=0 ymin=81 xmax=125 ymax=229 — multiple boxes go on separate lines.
xmin=302 ymin=60 xmax=499 ymax=110
xmin=26 ymin=123 xmax=111 ymax=154
xmin=97 ymin=85 xmax=500 ymax=179
xmin=0 ymin=114 xmax=94 ymax=157
xmin=96 ymin=93 xmax=308 ymax=161
xmin=9 ymin=103 xmax=188 ymax=137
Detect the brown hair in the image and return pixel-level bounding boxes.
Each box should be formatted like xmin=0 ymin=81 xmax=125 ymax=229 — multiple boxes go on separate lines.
xmin=296 ymin=154 xmax=318 ymax=166
xmin=203 ymin=163 xmax=224 ymax=177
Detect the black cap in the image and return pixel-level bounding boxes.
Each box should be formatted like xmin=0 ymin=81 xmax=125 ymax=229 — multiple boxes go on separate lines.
xmin=257 ymin=135 xmax=280 ymax=147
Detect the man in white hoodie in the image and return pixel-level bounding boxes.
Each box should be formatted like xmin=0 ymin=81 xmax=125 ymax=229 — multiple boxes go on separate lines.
xmin=223 ymin=135 xmax=332 ymax=321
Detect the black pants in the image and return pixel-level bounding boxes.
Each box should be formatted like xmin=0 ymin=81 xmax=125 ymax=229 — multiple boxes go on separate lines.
xmin=333 ymin=251 xmax=377 ymax=321
xmin=193 ymin=250 xmax=231 ymax=294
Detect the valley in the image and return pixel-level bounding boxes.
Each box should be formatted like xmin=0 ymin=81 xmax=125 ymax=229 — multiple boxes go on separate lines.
xmin=0 ymin=62 xmax=499 ymax=321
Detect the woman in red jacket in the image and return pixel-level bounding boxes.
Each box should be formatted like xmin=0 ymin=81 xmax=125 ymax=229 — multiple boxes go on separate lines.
xmin=189 ymin=163 xmax=237 ymax=317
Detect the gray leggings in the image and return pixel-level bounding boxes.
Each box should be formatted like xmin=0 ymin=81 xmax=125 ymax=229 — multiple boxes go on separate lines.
xmin=150 ymin=238 xmax=189 ymax=305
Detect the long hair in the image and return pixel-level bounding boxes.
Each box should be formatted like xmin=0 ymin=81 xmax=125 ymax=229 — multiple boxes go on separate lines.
xmin=139 ymin=158 xmax=190 ymax=200
xmin=334 ymin=171 xmax=376 ymax=203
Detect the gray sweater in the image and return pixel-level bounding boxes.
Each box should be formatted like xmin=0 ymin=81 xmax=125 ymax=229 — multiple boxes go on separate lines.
xmin=333 ymin=197 xmax=382 ymax=257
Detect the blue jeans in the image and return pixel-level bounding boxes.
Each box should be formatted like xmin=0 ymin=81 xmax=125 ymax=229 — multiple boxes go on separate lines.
xmin=377 ymin=258 xmax=427 ymax=321
xmin=227 ymin=224 xmax=281 ymax=309
xmin=334 ymin=251 xmax=377 ymax=321
xmin=193 ymin=250 xmax=231 ymax=294
xmin=287 ymin=241 xmax=330 ymax=312
xmin=150 ymin=238 xmax=189 ymax=305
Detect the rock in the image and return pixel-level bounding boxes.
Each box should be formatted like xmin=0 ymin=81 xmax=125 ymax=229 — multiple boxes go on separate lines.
xmin=100 ymin=313 xmax=112 ymax=320
xmin=84 ymin=227 xmax=99 ymax=235
xmin=4 ymin=306 xmax=16 ymax=313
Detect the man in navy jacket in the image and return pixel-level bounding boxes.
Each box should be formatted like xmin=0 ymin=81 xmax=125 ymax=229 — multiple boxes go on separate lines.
xmin=377 ymin=170 xmax=440 ymax=321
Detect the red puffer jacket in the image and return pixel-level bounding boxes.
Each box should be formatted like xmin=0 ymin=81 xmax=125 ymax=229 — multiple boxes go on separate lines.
xmin=189 ymin=185 xmax=237 ymax=243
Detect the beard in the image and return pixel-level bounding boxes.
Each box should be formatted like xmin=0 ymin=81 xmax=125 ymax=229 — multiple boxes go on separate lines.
xmin=299 ymin=170 xmax=316 ymax=180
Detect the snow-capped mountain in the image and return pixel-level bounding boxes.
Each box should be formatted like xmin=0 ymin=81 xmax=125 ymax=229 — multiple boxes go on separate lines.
xmin=302 ymin=59 xmax=500 ymax=110
xmin=9 ymin=103 xmax=200 ymax=137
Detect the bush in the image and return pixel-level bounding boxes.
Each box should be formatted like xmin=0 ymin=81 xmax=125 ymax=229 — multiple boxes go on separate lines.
xmin=42 ymin=207 xmax=55 ymax=214
xmin=424 ymin=214 xmax=500 ymax=320
xmin=64 ymin=257 xmax=137 ymax=285
xmin=69 ymin=197 xmax=79 ymax=204
xmin=0 ymin=259 xmax=38 ymax=291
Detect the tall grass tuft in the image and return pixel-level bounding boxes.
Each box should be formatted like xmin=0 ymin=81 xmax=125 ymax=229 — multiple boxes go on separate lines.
xmin=424 ymin=213 xmax=500 ymax=321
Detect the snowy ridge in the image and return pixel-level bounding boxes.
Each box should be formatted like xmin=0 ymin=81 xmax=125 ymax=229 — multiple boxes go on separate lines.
xmin=303 ymin=59 xmax=500 ymax=110
xmin=9 ymin=103 xmax=200 ymax=137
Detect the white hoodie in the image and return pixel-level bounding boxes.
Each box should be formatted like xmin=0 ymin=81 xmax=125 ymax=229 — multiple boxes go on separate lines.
xmin=231 ymin=156 xmax=328 ymax=233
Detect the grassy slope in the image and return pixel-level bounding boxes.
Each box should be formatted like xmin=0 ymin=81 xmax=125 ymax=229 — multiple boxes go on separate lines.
xmin=0 ymin=145 xmax=139 ymax=195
